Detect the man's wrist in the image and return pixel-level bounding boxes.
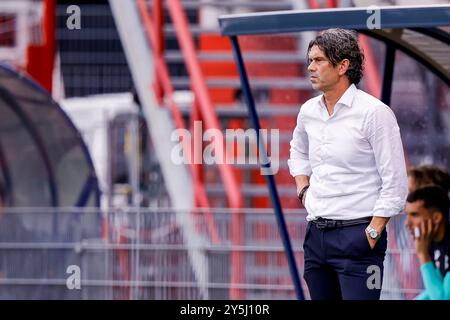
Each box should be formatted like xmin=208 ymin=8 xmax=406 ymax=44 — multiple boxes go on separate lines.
xmin=297 ymin=185 xmax=309 ymax=204
xmin=296 ymin=184 xmax=308 ymax=195
xmin=418 ymin=253 xmax=432 ymax=265
xmin=369 ymin=216 xmax=389 ymax=233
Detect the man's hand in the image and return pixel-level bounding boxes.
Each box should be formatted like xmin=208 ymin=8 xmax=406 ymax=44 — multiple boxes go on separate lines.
xmin=415 ymin=219 xmax=433 ymax=265
xmin=365 ymin=231 xmax=377 ymax=249
xmin=365 ymin=216 xmax=389 ymax=249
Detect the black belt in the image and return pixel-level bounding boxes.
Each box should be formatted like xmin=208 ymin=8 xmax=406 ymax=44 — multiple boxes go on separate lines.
xmin=311 ymin=217 xmax=372 ymax=229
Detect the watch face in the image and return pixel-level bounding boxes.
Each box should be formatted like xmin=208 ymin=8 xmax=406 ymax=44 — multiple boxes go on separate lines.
xmin=369 ymin=230 xmax=378 ymax=239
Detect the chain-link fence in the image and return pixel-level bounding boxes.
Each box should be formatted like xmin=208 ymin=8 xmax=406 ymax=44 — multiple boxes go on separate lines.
xmin=0 ymin=207 xmax=422 ymax=299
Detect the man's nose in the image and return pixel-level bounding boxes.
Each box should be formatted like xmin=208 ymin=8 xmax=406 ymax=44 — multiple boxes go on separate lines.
xmin=405 ymin=217 xmax=412 ymax=229
xmin=308 ymin=62 xmax=315 ymax=72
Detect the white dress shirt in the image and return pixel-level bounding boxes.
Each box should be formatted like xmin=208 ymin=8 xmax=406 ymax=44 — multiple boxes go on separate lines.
xmin=288 ymin=84 xmax=408 ymax=221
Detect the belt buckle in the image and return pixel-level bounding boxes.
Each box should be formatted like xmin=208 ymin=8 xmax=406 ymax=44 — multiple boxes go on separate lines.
xmin=328 ymin=220 xmax=337 ymax=228
xmin=315 ymin=219 xmax=327 ymax=229
xmin=315 ymin=218 xmax=337 ymax=229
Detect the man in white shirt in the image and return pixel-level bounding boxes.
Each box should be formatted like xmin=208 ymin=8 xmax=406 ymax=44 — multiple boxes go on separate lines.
xmin=288 ymin=29 xmax=408 ymax=300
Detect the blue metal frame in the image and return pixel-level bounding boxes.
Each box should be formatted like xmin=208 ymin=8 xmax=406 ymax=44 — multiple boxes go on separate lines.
xmin=219 ymin=6 xmax=450 ymax=88
xmin=219 ymin=5 xmax=450 ymax=36
xmin=381 ymin=45 xmax=396 ymax=106
xmin=230 ymin=36 xmax=305 ymax=300
xmin=75 ymin=174 xmax=97 ymax=207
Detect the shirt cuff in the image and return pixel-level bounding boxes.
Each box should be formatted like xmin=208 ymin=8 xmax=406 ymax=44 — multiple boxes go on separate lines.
xmin=372 ymin=207 xmax=402 ymax=218
xmin=287 ymin=159 xmax=312 ymax=177
xmin=420 ymin=261 xmax=436 ymax=274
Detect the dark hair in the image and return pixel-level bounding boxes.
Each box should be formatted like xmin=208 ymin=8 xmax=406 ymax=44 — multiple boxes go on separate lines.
xmin=408 ymin=165 xmax=450 ymax=193
xmin=407 ymin=185 xmax=450 ymax=218
xmin=307 ymin=28 xmax=365 ymax=85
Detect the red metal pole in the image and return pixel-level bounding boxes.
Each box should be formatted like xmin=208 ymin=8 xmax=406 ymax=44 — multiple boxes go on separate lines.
xmin=326 ymin=0 xmax=338 ymax=8
xmin=26 ymin=0 xmax=55 ymax=93
xmin=137 ymin=0 xmax=222 ymax=245
xmin=308 ymin=0 xmax=320 ymax=9
xmin=165 ymin=0 xmax=242 ymax=209
xmin=165 ymin=0 xmax=245 ymax=298
xmin=165 ymin=0 xmax=244 ymax=299
xmin=153 ymin=0 xmax=165 ymax=104
xmin=359 ymin=35 xmax=382 ymax=98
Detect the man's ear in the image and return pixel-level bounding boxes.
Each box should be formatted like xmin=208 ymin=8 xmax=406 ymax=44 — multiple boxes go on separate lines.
xmin=432 ymin=211 xmax=443 ymax=225
xmin=338 ymin=59 xmax=350 ymax=76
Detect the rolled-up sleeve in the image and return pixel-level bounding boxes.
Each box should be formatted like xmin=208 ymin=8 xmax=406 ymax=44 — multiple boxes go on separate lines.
xmin=366 ymin=105 xmax=408 ymax=217
xmin=420 ymin=261 xmax=450 ymax=300
xmin=288 ymin=110 xmax=312 ymax=177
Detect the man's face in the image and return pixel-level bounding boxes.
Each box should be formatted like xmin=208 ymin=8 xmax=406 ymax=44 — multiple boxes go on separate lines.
xmin=405 ymin=200 xmax=437 ymax=238
xmin=307 ymin=45 xmax=340 ymax=92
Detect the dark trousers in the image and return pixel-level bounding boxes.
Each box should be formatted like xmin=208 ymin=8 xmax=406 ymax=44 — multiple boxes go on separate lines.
xmin=303 ymin=221 xmax=387 ymax=300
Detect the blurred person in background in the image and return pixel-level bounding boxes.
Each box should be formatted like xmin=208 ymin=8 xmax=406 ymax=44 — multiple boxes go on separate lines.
xmin=408 ymin=165 xmax=450 ymax=193
xmin=405 ymin=185 xmax=450 ymax=300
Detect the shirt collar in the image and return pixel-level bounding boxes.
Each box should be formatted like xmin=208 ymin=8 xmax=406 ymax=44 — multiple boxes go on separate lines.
xmin=319 ymin=84 xmax=357 ymax=109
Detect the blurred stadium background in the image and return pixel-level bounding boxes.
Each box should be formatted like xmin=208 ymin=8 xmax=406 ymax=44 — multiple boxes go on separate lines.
xmin=0 ymin=0 xmax=449 ymax=299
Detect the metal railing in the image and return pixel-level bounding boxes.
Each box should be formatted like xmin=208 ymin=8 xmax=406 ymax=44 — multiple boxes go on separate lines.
xmin=0 ymin=207 xmax=422 ymax=299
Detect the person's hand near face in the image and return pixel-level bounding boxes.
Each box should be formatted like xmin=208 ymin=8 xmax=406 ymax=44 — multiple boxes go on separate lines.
xmin=404 ymin=186 xmax=450 ymax=300
xmin=414 ymin=219 xmax=438 ymax=265
xmin=405 ymin=199 xmax=441 ymax=265
xmin=405 ymin=200 xmax=442 ymax=266
xmin=406 ymin=211 xmax=438 ymax=265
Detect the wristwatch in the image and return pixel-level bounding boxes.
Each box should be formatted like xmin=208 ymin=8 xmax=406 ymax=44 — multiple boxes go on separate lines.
xmin=366 ymin=225 xmax=381 ymax=241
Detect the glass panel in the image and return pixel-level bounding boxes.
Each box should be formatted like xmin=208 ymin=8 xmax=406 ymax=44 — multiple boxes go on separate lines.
xmin=15 ymin=96 xmax=91 ymax=207
xmin=401 ymin=29 xmax=449 ymax=78
xmin=0 ymin=95 xmax=52 ymax=207
xmin=391 ymin=49 xmax=450 ymax=167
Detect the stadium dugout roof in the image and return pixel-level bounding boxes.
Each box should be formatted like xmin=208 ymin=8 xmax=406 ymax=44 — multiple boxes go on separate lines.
xmin=219 ymin=4 xmax=450 ymax=93
xmin=0 ymin=64 xmax=99 ymax=207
